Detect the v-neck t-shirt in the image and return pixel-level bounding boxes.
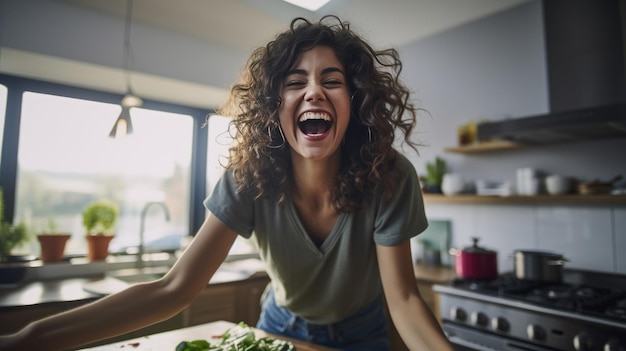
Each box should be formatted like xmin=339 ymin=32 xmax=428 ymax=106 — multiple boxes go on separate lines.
xmin=204 ymin=154 xmax=427 ymax=324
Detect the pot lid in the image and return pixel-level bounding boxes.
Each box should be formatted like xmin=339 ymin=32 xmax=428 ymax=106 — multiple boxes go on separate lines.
xmin=464 ymin=237 xmax=496 ymax=254
xmin=513 ymin=249 xmax=564 ymax=258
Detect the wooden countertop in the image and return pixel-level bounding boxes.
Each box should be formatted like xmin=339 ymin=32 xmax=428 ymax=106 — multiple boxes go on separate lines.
xmin=80 ymin=320 xmax=336 ymax=351
xmin=413 ymin=264 xmax=456 ymax=284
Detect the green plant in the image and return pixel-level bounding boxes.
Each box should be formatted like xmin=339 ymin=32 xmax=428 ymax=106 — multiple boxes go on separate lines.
xmin=82 ymin=200 xmax=119 ymax=236
xmin=0 ymin=188 xmax=30 ymax=258
xmin=37 ymin=217 xmax=64 ymax=235
xmin=425 ymin=157 xmax=447 ymax=186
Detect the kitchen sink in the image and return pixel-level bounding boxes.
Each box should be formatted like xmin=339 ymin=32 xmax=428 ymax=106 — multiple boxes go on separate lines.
xmin=108 ymin=266 xmax=250 ymax=284
xmin=83 ymin=258 xmax=265 ymax=296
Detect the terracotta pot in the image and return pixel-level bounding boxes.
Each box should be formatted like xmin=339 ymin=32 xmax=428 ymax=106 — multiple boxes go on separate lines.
xmin=37 ymin=234 xmax=71 ymax=263
xmin=449 ymin=237 xmax=498 ymax=280
xmin=86 ymin=235 xmax=114 ymax=261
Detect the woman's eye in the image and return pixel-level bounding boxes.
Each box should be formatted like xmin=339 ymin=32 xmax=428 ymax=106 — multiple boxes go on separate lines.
xmin=323 ymin=79 xmax=343 ymax=87
xmin=285 ymin=80 xmax=305 ymax=88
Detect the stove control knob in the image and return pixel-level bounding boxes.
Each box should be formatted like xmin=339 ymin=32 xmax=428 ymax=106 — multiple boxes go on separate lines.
xmin=573 ymin=333 xmax=594 ymax=351
xmin=526 ymin=324 xmax=546 ymax=341
xmin=604 ymin=339 xmax=623 ymax=351
xmin=491 ymin=317 xmax=510 ymax=333
xmin=450 ymin=307 xmax=467 ymax=322
xmin=470 ymin=312 xmax=488 ymax=327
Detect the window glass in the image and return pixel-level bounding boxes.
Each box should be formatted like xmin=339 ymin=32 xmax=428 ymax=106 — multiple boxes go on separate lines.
xmin=206 ymin=114 xmax=233 ymax=193
xmin=0 ymin=85 xmax=6 ymax=169
xmin=16 ymin=92 xmax=192 ymax=256
xmin=205 ymin=114 xmax=255 ymax=255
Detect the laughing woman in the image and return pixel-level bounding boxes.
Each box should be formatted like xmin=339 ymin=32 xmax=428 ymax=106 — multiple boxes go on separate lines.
xmin=0 ymin=16 xmax=452 ymax=351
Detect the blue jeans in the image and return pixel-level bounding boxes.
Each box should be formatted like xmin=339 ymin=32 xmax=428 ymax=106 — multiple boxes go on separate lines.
xmin=256 ymin=288 xmax=391 ymax=351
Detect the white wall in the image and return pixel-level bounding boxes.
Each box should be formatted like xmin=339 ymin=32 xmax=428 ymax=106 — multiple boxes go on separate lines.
xmin=398 ymin=1 xmax=626 ymax=274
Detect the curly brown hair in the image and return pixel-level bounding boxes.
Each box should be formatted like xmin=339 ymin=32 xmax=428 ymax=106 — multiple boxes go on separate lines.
xmin=218 ymin=15 xmax=419 ymax=212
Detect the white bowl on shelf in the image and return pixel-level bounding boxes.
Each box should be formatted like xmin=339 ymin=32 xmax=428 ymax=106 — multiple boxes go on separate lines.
xmin=546 ymin=175 xmax=570 ymax=195
xmin=442 ymin=173 xmax=465 ymax=195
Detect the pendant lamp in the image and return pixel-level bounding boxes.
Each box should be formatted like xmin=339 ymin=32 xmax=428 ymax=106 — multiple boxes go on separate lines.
xmin=109 ymin=0 xmax=142 ymax=138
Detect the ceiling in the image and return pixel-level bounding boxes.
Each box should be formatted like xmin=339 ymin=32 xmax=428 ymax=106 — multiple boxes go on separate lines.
xmin=5 ymin=0 xmax=530 ymax=109
xmin=60 ymin=0 xmax=530 ymax=53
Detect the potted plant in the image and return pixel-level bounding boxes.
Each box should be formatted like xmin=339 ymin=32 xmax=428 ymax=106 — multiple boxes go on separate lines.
xmin=0 ymin=187 xmax=31 ymax=286
xmin=37 ymin=218 xmax=72 ymax=263
xmin=82 ymin=199 xmax=119 ymax=261
xmin=0 ymin=187 xmax=30 ymax=262
xmin=423 ymin=157 xmax=447 ymax=193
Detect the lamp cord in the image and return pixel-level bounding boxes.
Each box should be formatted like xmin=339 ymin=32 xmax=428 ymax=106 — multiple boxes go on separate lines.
xmin=124 ymin=0 xmax=135 ymax=95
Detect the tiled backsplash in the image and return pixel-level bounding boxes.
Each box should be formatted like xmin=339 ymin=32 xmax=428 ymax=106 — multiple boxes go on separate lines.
xmin=422 ymin=203 xmax=625 ymax=275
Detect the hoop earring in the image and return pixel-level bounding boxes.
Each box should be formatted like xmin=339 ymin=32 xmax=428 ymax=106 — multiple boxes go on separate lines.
xmin=368 ymin=127 xmax=372 ymax=143
xmin=268 ymin=125 xmax=286 ymax=149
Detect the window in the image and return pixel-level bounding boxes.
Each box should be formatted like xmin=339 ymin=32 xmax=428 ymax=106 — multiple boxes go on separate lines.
xmin=0 ymin=85 xmax=6 ymax=170
xmin=15 ymin=92 xmax=193 ymax=255
xmin=205 ymin=114 xmax=256 ymax=256
xmin=206 ymin=114 xmax=233 ymax=193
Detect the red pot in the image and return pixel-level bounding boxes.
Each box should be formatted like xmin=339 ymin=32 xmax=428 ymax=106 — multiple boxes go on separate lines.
xmin=450 ymin=237 xmax=498 ymax=279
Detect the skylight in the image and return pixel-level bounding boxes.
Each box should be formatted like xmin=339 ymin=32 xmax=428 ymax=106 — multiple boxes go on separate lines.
xmin=282 ymin=0 xmax=331 ymax=11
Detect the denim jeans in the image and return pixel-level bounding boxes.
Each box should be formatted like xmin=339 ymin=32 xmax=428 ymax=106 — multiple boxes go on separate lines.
xmin=256 ymin=288 xmax=390 ymax=351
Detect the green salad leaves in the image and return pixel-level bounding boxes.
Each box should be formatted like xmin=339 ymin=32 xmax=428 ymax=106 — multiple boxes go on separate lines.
xmin=175 ymin=322 xmax=295 ymax=351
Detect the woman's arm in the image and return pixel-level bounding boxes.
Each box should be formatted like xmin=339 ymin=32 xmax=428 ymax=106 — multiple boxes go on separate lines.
xmin=376 ymin=240 xmax=453 ymax=351
xmin=0 ymin=212 xmax=238 ymax=351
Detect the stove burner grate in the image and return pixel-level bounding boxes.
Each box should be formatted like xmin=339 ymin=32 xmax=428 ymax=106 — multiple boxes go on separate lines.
xmin=450 ymin=274 xmax=626 ymax=321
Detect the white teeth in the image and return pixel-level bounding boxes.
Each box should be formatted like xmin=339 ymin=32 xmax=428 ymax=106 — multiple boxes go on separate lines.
xmin=298 ymin=112 xmax=330 ymax=122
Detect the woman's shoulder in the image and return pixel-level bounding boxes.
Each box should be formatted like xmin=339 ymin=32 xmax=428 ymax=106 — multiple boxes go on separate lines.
xmin=394 ymin=152 xmax=417 ymax=175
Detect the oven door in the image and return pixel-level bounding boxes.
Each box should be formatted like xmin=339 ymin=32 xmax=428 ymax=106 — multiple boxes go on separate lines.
xmin=443 ymin=323 xmax=556 ymax=351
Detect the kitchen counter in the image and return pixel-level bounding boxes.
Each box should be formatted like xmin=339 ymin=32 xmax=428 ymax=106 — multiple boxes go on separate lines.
xmin=413 ymin=264 xmax=456 ymax=283
xmin=0 ymin=263 xmax=454 ymax=310
xmin=80 ymin=320 xmax=336 ymax=351
xmin=0 ymin=258 xmax=267 ymax=309
xmin=0 ymin=277 xmax=101 ymax=308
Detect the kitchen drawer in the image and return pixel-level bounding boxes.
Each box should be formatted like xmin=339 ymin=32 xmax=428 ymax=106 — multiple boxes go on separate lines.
xmin=184 ymin=284 xmax=238 ymax=326
xmin=0 ymin=300 xmax=88 ymax=334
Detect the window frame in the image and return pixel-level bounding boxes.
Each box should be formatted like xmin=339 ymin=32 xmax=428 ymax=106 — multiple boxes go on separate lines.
xmin=0 ymin=73 xmax=212 ymax=237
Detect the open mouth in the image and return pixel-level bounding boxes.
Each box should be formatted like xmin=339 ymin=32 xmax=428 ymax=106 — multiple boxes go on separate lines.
xmin=298 ymin=112 xmax=332 ymax=136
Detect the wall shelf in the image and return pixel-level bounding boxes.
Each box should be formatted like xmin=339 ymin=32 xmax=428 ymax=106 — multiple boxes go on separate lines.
xmin=444 ymin=140 xmax=522 ymax=154
xmin=423 ymin=193 xmax=626 ymax=205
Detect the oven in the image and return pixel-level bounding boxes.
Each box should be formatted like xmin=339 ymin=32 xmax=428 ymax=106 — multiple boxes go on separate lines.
xmin=433 ymin=269 xmax=626 ymax=351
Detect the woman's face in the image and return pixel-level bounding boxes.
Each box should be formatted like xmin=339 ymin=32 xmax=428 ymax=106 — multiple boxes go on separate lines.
xmin=278 ymin=46 xmax=350 ymax=162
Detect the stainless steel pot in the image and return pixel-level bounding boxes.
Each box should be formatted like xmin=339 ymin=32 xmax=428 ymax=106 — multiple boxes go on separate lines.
xmin=513 ymin=250 xmax=568 ymax=282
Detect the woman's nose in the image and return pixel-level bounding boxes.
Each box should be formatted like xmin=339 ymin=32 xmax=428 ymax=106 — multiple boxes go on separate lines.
xmin=304 ymin=83 xmax=325 ymax=101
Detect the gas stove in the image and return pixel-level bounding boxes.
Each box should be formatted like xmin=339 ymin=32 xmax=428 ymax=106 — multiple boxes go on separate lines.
xmin=434 ymin=269 xmax=626 ymax=351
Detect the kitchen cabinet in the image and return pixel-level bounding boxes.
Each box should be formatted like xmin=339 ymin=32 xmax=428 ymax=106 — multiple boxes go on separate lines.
xmin=0 ymin=300 xmax=90 ymax=335
xmin=183 ymin=275 xmax=270 ymax=328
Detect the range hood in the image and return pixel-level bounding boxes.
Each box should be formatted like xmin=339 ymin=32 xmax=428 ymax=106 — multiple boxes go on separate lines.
xmin=477 ymin=0 xmax=626 ymax=145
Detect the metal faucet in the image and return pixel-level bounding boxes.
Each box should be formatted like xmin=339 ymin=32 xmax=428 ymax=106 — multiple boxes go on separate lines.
xmin=138 ymin=202 xmax=170 ymax=267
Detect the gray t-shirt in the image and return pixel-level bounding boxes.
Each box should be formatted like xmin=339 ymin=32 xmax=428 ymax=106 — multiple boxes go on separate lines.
xmin=204 ymin=153 xmax=427 ymax=324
